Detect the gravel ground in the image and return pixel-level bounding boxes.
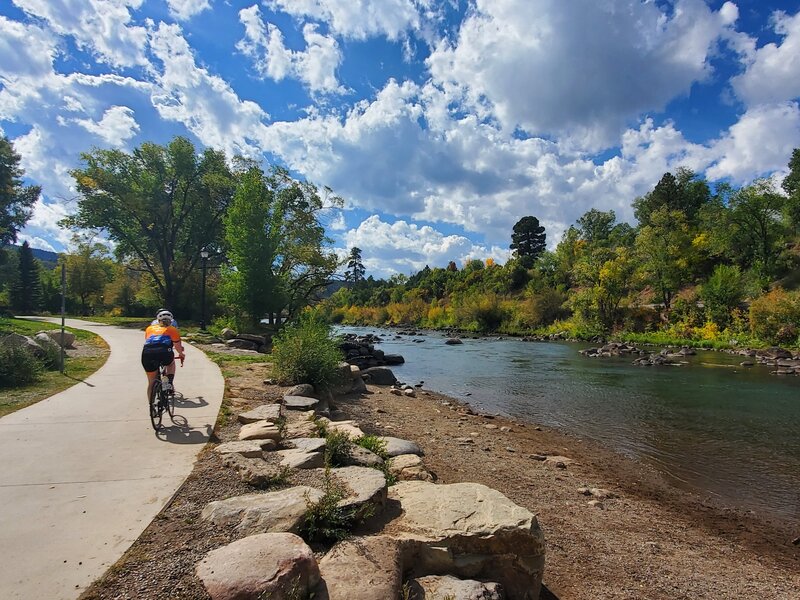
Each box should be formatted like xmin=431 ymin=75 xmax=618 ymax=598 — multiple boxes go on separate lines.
xmin=80 ymin=355 xmax=800 ymax=600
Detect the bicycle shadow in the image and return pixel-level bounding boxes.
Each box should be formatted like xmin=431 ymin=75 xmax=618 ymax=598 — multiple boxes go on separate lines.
xmin=172 ymin=393 xmax=209 ymax=409
xmin=155 ymin=414 xmax=213 ymax=444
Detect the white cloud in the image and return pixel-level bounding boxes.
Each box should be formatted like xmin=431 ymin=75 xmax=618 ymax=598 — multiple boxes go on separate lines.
xmin=148 ymin=22 xmax=270 ymax=157
xmin=342 ymin=215 xmax=509 ymax=278
xmin=266 ymin=0 xmax=424 ymax=40
xmin=166 ymin=0 xmax=211 ymax=21
xmin=12 ymin=0 xmax=149 ymax=68
xmin=237 ymin=7 xmax=343 ymax=93
xmin=426 ymin=0 xmax=737 ymax=149
xmin=706 ymin=102 xmax=800 ymax=182
xmin=73 ymin=105 xmax=140 ymax=145
xmin=17 ymin=235 xmax=57 ymax=253
xmin=731 ymin=10 xmax=800 ymax=106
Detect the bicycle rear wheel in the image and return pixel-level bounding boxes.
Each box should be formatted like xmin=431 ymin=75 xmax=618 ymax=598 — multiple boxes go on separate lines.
xmin=166 ymin=387 xmax=175 ymax=419
xmin=149 ymin=380 xmax=163 ymax=430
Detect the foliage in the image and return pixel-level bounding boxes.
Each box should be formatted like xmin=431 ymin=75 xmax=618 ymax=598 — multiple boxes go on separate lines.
xmin=510 ymin=216 xmax=546 ymax=266
xmin=749 ymin=288 xmax=800 ymax=345
xmin=700 ymin=265 xmax=744 ymax=327
xmin=324 ymin=429 xmax=353 ymax=467
xmin=0 ymin=344 xmax=42 ymax=388
xmin=271 ymin=315 xmax=344 ymax=389
xmin=10 ymin=241 xmax=42 ymax=313
xmin=345 ymin=247 xmax=365 ymax=284
xmin=300 ymin=470 xmax=354 ymax=544
xmin=65 ymin=136 xmax=235 ymax=316
xmin=63 ymin=234 xmax=112 ymax=315
xmin=0 ymin=136 xmax=40 ymax=248
xmin=354 ymin=434 xmax=388 ymax=460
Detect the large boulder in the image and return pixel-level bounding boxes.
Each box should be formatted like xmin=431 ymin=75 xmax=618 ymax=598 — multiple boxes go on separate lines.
xmin=2 ymin=333 xmax=46 ymax=358
xmin=225 ymin=338 xmax=258 ymax=351
xmin=322 ymin=419 xmax=365 ymax=440
xmin=196 ymin=533 xmax=319 ymax=600
xmin=331 ymin=466 xmax=387 ymax=519
xmin=237 ymin=333 xmax=266 ymax=346
xmin=387 ymin=454 xmax=434 ymax=482
xmin=201 ymin=487 xmax=324 ymax=535
xmin=380 ymin=436 xmax=423 ymax=457
xmin=39 ymin=329 xmax=76 ymax=348
xmin=315 ymin=536 xmax=405 ymax=600
xmin=387 ymin=481 xmax=545 ymax=600
xmin=360 ymin=367 xmax=397 ymax=386
xmin=238 ymin=421 xmax=282 ymax=442
xmin=222 ymin=455 xmax=286 ymax=487
xmin=383 ymin=354 xmax=405 ymax=365
xmin=34 ymin=332 xmax=61 ymax=353
xmin=214 ymin=440 xmax=276 ymax=459
xmin=343 ymin=445 xmax=384 ymax=468
xmin=285 ymin=437 xmax=326 ymax=453
xmin=284 ymin=395 xmax=320 ymax=411
xmin=285 ymin=383 xmax=316 ymax=398
xmin=278 ymin=449 xmax=326 ymax=469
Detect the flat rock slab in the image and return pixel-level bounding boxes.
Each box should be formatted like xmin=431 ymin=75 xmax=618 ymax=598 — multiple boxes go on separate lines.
xmin=286 ymin=437 xmax=327 ymax=453
xmin=331 ymin=466 xmax=387 ymax=518
xmin=285 ymin=420 xmax=319 ymax=439
xmin=214 ymin=440 xmax=276 ymax=458
xmin=410 ymin=575 xmax=504 ymax=600
xmin=387 ymin=481 xmax=544 ymax=600
xmin=239 ymin=421 xmax=282 ymax=441
xmin=238 ymin=404 xmax=284 ymax=424
xmin=196 ymin=532 xmax=319 ymax=600
xmin=284 ymin=396 xmax=320 ymax=410
xmin=344 ymin=445 xmax=384 ymax=468
xmin=278 ymin=449 xmax=325 ymax=469
xmin=222 ymin=455 xmax=286 ymax=487
xmin=201 ymin=486 xmax=325 ymax=536
xmin=380 ymin=436 xmax=423 ymax=457
xmin=325 ymin=420 xmax=365 ymax=440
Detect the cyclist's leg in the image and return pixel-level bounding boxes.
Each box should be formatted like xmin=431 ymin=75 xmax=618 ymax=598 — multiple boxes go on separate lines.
xmin=142 ymin=349 xmax=160 ymax=402
xmin=163 ymin=352 xmax=176 ymax=388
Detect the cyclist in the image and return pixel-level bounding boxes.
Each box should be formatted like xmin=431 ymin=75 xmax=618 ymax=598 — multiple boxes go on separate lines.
xmin=141 ymin=309 xmax=185 ymax=403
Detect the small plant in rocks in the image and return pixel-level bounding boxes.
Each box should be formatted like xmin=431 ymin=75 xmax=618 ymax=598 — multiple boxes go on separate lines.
xmin=324 ymin=430 xmax=352 ymax=467
xmin=354 ymin=434 xmax=388 ymax=459
xmin=300 ymin=469 xmax=355 ymax=544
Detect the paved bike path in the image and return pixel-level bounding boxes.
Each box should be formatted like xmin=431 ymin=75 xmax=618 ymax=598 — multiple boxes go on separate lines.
xmin=0 ymin=319 xmax=224 ymax=599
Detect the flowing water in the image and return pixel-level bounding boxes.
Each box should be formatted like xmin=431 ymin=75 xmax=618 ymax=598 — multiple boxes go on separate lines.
xmin=339 ymin=326 xmax=800 ymax=523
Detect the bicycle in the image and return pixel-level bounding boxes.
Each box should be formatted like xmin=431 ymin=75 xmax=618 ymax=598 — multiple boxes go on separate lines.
xmin=149 ymin=363 xmax=176 ymax=430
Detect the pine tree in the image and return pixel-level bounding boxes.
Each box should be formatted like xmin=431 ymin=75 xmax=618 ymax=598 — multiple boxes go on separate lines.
xmin=10 ymin=241 xmax=42 ymax=313
xmin=345 ymin=247 xmax=365 ymax=284
xmin=510 ymin=216 xmax=546 ymax=267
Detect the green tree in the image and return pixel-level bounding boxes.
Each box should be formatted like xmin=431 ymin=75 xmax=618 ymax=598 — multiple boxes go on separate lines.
xmin=635 ymin=208 xmax=693 ymax=311
xmin=510 ymin=216 xmax=546 ymax=267
xmin=65 ymin=137 xmax=235 ymax=315
xmin=63 ymin=235 xmax=111 ymax=315
xmin=345 ymin=247 xmax=365 ymax=284
xmin=10 ymin=241 xmax=42 ymax=313
xmin=633 ymin=168 xmax=710 ymax=227
xmin=781 ymin=148 xmax=800 ymax=235
xmin=1 ymin=137 xmax=40 ymax=249
xmin=700 ymin=264 xmax=743 ymax=328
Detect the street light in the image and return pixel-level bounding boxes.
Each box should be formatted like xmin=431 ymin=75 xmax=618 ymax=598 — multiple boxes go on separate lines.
xmin=200 ymin=250 xmax=209 ymax=331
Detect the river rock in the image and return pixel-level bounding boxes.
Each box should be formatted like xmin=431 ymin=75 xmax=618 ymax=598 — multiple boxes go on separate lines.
xmin=285 ymin=419 xmax=319 ymax=439
xmin=380 ymin=436 xmax=423 ymax=457
xmin=409 ymin=575 xmax=504 ymax=600
xmin=387 ymin=481 xmax=545 ymax=600
xmin=445 ymin=338 xmax=463 ymax=345
xmin=384 ymin=354 xmax=405 ymax=365
xmin=285 ymin=383 xmax=317 ymax=398
xmin=196 ymin=532 xmax=319 ymax=600
xmin=343 ymin=445 xmax=384 ymax=467
xmin=238 ymin=404 xmax=284 ymax=424
xmin=284 ymin=395 xmax=320 ymax=410
xmin=285 ymin=437 xmax=326 ymax=453
xmin=324 ymin=419 xmax=365 ymax=440
xmin=214 ymin=440 xmax=276 ymax=459
xmin=201 ymin=487 xmax=324 ymax=535
xmin=237 ymin=333 xmax=266 ymax=346
xmin=239 ymin=421 xmax=282 ymax=442
xmin=278 ymin=449 xmax=326 ymax=469
xmin=361 ymin=367 xmax=397 ymax=385
xmin=222 ymin=455 xmax=286 ymax=487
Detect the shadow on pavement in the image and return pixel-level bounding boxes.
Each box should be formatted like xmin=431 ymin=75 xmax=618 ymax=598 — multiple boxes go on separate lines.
xmin=173 ymin=393 xmax=208 ymax=409
xmin=156 ymin=414 xmax=213 ymax=444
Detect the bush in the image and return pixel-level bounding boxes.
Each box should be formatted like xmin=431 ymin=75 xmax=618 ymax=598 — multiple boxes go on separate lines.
xmin=0 ymin=345 xmax=42 ymax=388
xmin=300 ymin=471 xmax=354 ymax=544
xmin=354 ymin=434 xmax=388 ymax=460
xmin=701 ymin=265 xmax=743 ymax=327
xmin=749 ymin=288 xmax=800 ymax=345
xmin=324 ymin=429 xmax=353 ymax=467
xmin=271 ymin=315 xmax=344 ymax=390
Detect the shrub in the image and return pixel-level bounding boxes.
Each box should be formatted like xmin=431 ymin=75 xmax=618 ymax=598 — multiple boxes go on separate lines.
xmin=701 ymin=265 xmax=743 ymax=327
xmin=0 ymin=345 xmax=42 ymax=388
xmin=271 ymin=315 xmax=344 ymax=390
xmin=324 ymin=429 xmax=353 ymax=467
xmin=300 ymin=470 xmax=354 ymax=544
xmin=749 ymin=288 xmax=800 ymax=345
xmin=354 ymin=434 xmax=388 ymax=460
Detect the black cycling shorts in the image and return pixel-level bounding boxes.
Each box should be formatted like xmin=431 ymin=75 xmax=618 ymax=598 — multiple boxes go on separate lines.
xmin=141 ymin=346 xmax=174 ymax=373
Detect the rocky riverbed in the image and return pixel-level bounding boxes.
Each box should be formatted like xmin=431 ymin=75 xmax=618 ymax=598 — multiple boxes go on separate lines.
xmin=79 ymin=345 xmax=800 ymax=600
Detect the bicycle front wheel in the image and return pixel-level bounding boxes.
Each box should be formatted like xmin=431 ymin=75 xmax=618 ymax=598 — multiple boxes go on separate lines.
xmin=149 ymin=381 xmax=163 ymax=430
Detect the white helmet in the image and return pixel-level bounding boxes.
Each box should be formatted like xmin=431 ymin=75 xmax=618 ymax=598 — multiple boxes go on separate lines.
xmin=156 ymin=309 xmax=173 ymax=325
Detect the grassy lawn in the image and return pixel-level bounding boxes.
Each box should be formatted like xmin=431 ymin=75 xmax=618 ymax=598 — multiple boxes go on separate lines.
xmin=0 ymin=317 xmax=110 ymax=417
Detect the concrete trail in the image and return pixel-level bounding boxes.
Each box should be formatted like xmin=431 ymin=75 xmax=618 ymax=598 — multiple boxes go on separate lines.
xmin=0 ymin=318 xmax=224 ymax=600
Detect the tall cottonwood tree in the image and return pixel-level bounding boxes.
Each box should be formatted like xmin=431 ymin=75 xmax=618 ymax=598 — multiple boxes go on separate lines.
xmin=65 ymin=137 xmax=235 ymax=315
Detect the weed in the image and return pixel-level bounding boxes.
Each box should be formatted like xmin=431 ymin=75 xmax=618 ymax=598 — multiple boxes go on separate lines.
xmin=273 ymin=415 xmax=287 ymax=437
xmin=300 ymin=469 xmax=354 ymax=544
xmin=312 ymin=417 xmax=329 ymax=438
xmin=324 ymin=430 xmax=352 ymax=467
xmin=353 ymin=434 xmax=388 ymax=460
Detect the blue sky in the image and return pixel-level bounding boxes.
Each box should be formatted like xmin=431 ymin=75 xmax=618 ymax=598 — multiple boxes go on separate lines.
xmin=2 ymin=0 xmax=800 ymax=277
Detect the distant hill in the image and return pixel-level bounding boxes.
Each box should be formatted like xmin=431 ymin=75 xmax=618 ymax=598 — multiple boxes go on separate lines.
xmin=6 ymin=245 xmax=60 ymax=270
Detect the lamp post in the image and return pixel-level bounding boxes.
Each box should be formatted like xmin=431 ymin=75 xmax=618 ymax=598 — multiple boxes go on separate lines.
xmin=200 ymin=250 xmax=209 ymax=331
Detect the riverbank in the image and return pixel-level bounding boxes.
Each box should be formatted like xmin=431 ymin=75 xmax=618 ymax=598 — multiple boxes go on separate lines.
xmin=78 ymin=345 xmax=799 ymax=599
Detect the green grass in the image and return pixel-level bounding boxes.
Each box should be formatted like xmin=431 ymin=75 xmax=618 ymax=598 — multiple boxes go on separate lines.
xmin=205 ymin=351 xmax=271 ymax=366
xmin=0 ymin=318 xmax=109 ymax=417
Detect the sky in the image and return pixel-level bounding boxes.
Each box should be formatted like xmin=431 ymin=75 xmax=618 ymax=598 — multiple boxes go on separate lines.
xmin=2 ymin=0 xmax=800 ymax=278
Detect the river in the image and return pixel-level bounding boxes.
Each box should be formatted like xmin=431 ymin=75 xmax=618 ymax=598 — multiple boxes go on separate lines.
xmin=338 ymin=326 xmax=800 ymax=524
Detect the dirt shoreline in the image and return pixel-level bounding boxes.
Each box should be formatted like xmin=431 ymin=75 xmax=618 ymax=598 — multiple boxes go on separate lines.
xmin=80 ymin=354 xmax=799 ymax=600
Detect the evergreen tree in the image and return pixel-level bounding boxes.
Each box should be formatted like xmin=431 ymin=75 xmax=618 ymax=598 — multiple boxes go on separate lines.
xmin=10 ymin=241 xmax=42 ymax=313
xmin=1 ymin=137 xmax=40 ymax=250
xmin=345 ymin=247 xmax=366 ymax=284
xmin=510 ymin=216 xmax=546 ymax=267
